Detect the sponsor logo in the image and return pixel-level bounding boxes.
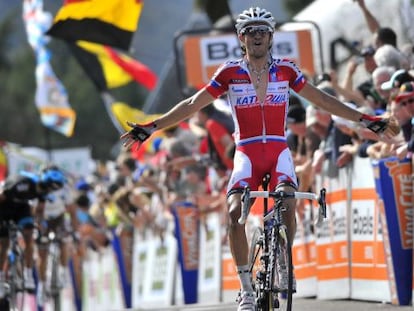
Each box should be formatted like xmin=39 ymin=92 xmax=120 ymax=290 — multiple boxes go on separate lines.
xmin=176 ymin=205 xmax=199 ymax=270
xmin=235 ymin=93 xmax=288 ymax=106
xmin=385 ymin=160 xmax=413 ymax=249
xmin=231 ymin=86 xmax=244 ymax=93
xmin=353 ymin=208 xmax=374 ymax=235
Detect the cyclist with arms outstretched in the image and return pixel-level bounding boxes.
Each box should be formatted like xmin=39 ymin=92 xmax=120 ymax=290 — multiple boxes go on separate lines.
xmin=121 ymin=7 xmax=399 ymax=311
xmin=0 ymin=166 xmax=66 ymax=298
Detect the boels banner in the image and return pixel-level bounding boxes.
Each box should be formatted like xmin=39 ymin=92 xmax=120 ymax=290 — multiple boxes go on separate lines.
xmin=171 ymin=201 xmax=200 ymax=304
xmin=373 ymin=157 xmax=413 ymax=305
xmin=181 ymin=29 xmax=316 ymax=90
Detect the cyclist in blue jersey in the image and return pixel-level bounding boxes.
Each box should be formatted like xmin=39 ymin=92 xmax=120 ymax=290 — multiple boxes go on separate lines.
xmin=34 ymin=165 xmax=74 ymax=306
xmin=0 ymin=167 xmax=66 ymax=298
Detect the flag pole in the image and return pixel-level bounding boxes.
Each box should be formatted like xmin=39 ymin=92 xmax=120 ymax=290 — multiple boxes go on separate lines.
xmin=100 ymin=91 xmax=125 ymax=134
xmin=44 ymin=126 xmax=53 ymax=163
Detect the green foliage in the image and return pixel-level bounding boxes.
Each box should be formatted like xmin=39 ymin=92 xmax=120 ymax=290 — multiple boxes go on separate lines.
xmin=0 ymin=12 xmax=148 ymax=160
xmin=281 ymin=0 xmax=314 ymax=18
xmin=197 ymin=0 xmax=232 ymax=24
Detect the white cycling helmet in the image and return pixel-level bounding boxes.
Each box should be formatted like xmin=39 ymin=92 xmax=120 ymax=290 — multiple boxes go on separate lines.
xmin=235 ymin=7 xmax=276 ymax=34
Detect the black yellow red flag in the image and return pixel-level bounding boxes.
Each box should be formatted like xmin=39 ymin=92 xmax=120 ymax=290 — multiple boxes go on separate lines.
xmin=46 ymin=0 xmax=143 ymax=50
xmin=68 ymin=41 xmax=157 ymax=91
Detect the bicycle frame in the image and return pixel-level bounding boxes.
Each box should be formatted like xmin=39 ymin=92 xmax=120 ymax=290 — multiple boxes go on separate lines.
xmin=4 ymin=221 xmax=25 ymax=310
xmin=241 ymin=175 xmax=327 ymax=311
xmin=46 ymin=230 xmax=62 ymax=311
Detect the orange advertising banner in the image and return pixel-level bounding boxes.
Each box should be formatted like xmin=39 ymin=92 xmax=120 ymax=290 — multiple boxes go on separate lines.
xmin=182 ymin=30 xmax=315 ymax=89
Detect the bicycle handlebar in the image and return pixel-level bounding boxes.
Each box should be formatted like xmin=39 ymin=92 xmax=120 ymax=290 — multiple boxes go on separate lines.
xmin=238 ymin=187 xmax=327 ymax=226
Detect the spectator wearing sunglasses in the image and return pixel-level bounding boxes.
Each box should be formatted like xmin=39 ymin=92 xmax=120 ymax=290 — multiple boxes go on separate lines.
xmin=393 ymin=82 xmax=414 ymax=159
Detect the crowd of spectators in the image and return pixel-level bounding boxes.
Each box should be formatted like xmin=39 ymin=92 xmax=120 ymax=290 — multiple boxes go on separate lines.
xmin=50 ymin=0 xmax=414 ymax=293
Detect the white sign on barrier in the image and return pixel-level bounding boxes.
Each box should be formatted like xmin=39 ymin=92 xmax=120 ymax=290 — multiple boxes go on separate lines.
xmin=350 ymin=157 xmax=390 ymax=302
xmin=315 ymin=167 xmax=351 ymax=300
xmin=198 ymin=212 xmax=222 ymax=303
xmin=6 ymin=145 xmax=92 ymax=177
xmin=82 ymin=247 xmax=124 ymax=311
xmin=139 ymin=234 xmax=177 ymax=308
xmin=131 ymin=234 xmax=151 ymax=307
xmin=293 ymin=202 xmax=318 ymax=298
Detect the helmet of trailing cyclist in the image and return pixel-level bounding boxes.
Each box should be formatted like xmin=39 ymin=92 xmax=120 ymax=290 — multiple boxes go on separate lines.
xmin=235 ymin=7 xmax=276 ymax=35
xmin=40 ymin=168 xmax=66 ymax=190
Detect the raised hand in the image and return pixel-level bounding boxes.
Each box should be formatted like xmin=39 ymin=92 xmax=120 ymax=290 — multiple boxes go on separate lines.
xmin=360 ymin=114 xmax=400 ymax=137
xmin=120 ymin=121 xmax=157 ymax=149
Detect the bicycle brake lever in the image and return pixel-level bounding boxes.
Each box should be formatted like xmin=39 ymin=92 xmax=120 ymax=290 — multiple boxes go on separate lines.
xmin=319 ymin=188 xmax=327 ymax=218
xmin=314 ymin=188 xmax=327 ymax=228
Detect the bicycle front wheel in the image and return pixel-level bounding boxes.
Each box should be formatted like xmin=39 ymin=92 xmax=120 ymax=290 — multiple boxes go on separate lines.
xmin=48 ymin=245 xmax=61 ymax=311
xmin=273 ymin=225 xmax=293 ymax=311
xmin=7 ymin=250 xmax=25 ymax=310
xmin=248 ymin=226 xmax=274 ymax=311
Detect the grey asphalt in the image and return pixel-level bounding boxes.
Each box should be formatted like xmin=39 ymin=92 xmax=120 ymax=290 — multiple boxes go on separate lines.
xmin=131 ymin=297 xmax=412 ymax=311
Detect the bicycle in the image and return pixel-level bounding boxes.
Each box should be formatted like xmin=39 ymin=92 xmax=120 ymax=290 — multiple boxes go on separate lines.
xmin=238 ymin=174 xmax=327 ymax=311
xmin=38 ymin=228 xmax=65 ymax=311
xmin=46 ymin=230 xmax=63 ymax=311
xmin=3 ymin=221 xmax=25 ymax=311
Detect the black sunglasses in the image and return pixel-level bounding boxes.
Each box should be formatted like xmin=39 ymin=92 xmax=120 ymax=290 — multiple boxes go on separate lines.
xmin=241 ymin=25 xmax=273 ymax=37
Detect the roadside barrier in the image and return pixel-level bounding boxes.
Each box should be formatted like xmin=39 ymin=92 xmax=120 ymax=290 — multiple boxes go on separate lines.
xmin=64 ymin=156 xmax=413 ymax=309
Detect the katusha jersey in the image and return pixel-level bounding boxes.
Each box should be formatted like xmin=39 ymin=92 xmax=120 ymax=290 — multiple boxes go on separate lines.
xmin=205 ymin=57 xmax=306 ymax=145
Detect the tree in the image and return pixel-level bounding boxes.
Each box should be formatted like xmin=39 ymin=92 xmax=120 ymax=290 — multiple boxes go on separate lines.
xmin=195 ymin=0 xmax=232 ymax=25
xmin=0 ymin=9 xmax=148 ymax=160
xmin=281 ymin=0 xmax=313 ymax=18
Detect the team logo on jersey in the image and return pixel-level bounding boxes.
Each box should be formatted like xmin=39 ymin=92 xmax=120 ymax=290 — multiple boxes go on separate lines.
xmin=231 ymin=86 xmax=244 ymax=93
xmin=236 ymin=93 xmax=288 ymax=106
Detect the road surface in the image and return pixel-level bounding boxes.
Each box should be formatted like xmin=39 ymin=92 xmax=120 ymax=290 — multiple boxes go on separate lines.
xmin=133 ymin=297 xmax=412 ymax=310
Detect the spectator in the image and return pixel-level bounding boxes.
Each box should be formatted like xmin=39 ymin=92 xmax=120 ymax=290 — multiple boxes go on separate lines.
xmin=0 ymin=167 xmax=66 ymax=297
xmin=194 ymin=104 xmax=235 ymax=171
xmin=159 ymin=124 xmax=200 ymax=156
xmin=370 ymin=66 xmax=395 ymax=111
xmin=329 ymin=63 xmax=364 ymax=106
xmin=389 ymin=98 xmax=412 ymax=143
xmin=374 ymin=44 xmax=406 ymax=70
xmin=333 ymin=105 xmax=378 ymax=159
xmin=286 ymin=99 xmax=320 ymax=218
xmin=354 ymin=0 xmax=398 ymax=49
xmin=392 ymin=82 xmax=414 ymax=159
xmin=115 ymin=153 xmax=143 ymax=188
xmin=308 ymin=85 xmax=354 ymax=178
xmin=401 ymin=43 xmax=414 ymax=70
xmin=74 ymin=193 xmax=110 ymax=250
xmin=380 ymin=69 xmax=414 ymax=93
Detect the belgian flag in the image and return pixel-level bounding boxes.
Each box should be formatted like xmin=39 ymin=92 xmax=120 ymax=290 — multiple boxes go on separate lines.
xmin=68 ymin=40 xmax=157 ymax=91
xmin=46 ymin=0 xmax=143 ymax=50
xmin=0 ymin=141 xmax=7 ymax=181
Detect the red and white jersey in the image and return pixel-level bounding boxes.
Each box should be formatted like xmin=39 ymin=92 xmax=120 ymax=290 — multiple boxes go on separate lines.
xmin=205 ymin=57 xmax=306 ymax=145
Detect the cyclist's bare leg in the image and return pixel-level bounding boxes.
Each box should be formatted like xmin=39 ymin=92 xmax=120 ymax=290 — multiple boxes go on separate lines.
xmin=227 ymin=193 xmax=254 ymax=293
xmin=22 ymin=228 xmax=34 ymax=269
xmin=276 ymin=184 xmax=297 ymax=244
xmin=59 ymin=240 xmax=68 ymax=268
xmin=37 ymin=244 xmax=48 ymax=283
xmin=0 ymin=238 xmax=9 ymax=271
xmin=228 ymin=193 xmax=248 ymax=265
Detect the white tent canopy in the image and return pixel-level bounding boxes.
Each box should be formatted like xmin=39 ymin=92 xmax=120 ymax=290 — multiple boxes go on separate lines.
xmin=290 ymin=0 xmax=414 ymax=74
